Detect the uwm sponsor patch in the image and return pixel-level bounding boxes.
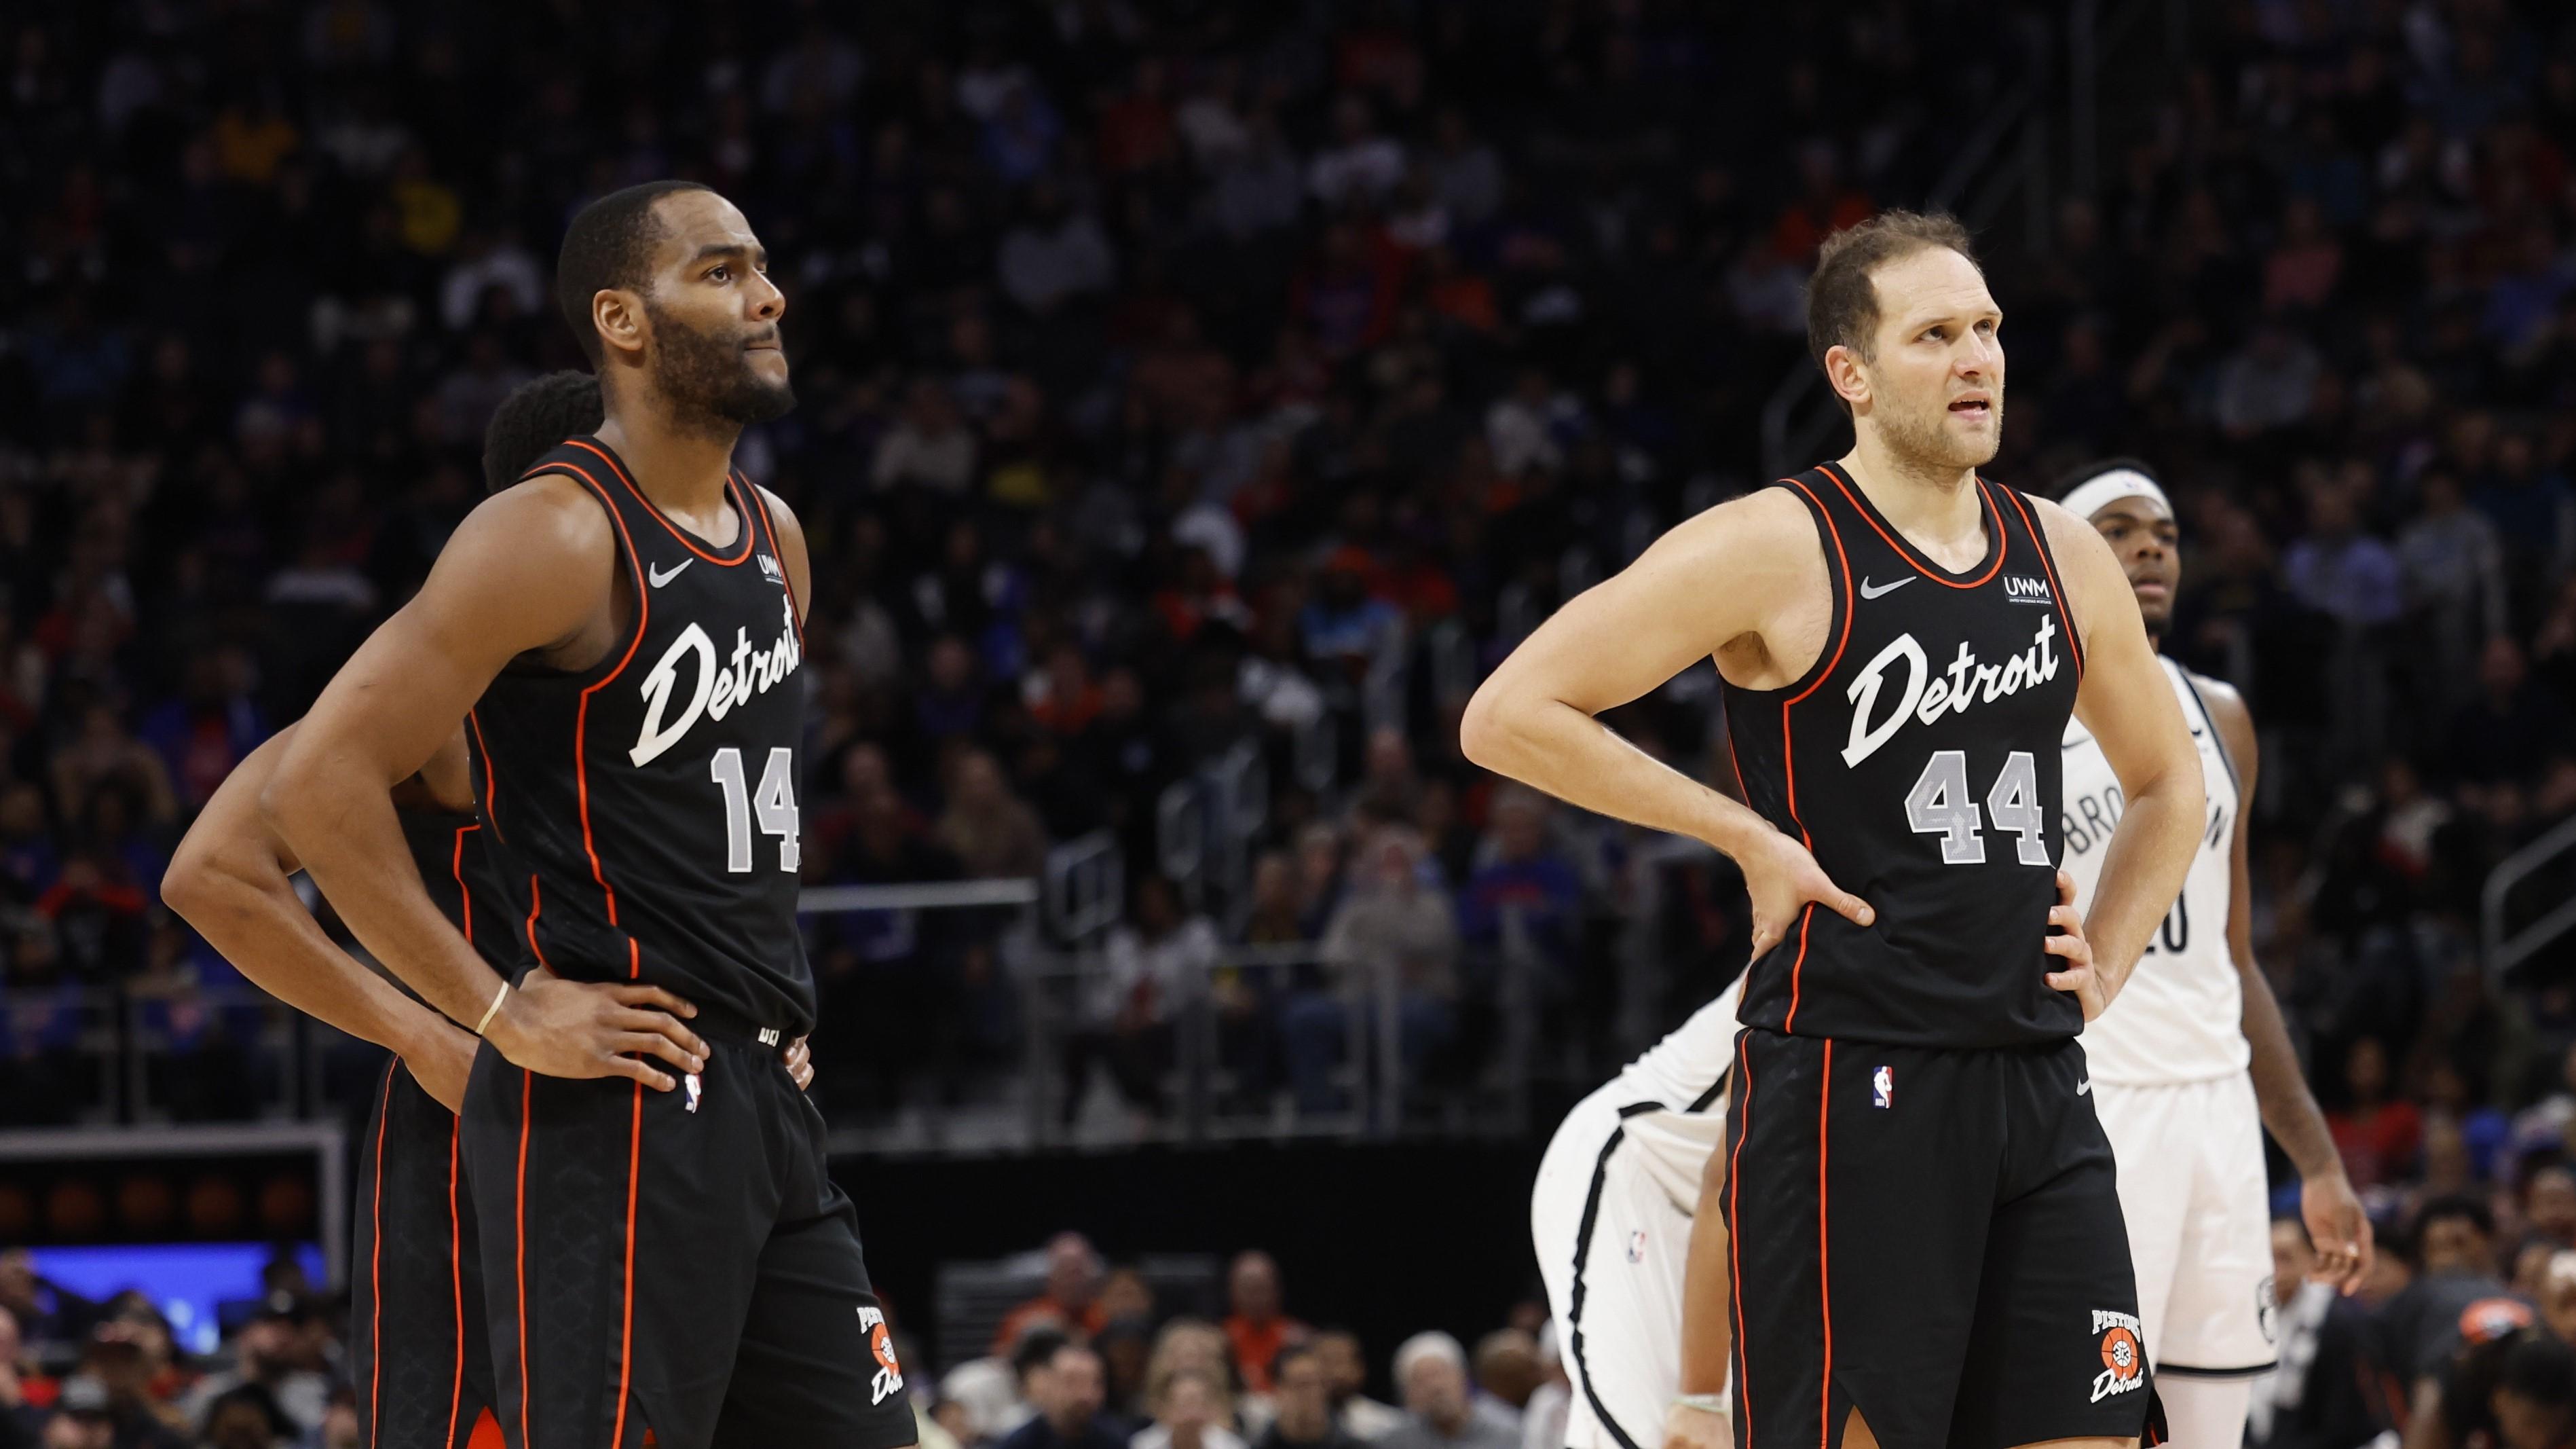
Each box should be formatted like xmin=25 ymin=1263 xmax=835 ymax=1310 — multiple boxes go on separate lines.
xmin=630 ymin=593 xmax=804 ymax=767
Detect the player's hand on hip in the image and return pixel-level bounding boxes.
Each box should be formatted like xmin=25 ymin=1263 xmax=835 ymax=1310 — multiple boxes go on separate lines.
xmin=781 ymin=1035 xmax=815 ymax=1092
xmin=2040 ymin=869 xmax=2109 ymax=1020
xmin=402 ymin=1021 xmax=482 ymax=1114
xmin=2302 ymin=1169 xmax=2375 ymax=1294
xmin=1738 ymin=828 xmax=1873 ymax=962
xmin=1661 ymin=1399 xmax=1733 ymax=1449
xmin=485 ymin=965 xmax=708 ymax=1090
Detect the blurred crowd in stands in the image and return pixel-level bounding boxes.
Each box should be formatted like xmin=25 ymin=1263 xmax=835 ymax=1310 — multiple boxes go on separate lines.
xmin=0 ymin=0 xmax=2569 ymax=1313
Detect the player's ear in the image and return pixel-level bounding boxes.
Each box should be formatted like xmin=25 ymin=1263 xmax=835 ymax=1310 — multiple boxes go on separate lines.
xmin=1825 ymin=342 xmax=1871 ymax=413
xmin=591 ymin=289 xmax=648 ymax=362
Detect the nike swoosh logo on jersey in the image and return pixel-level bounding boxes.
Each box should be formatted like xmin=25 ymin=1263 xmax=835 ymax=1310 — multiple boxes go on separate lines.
xmin=2076 ymin=1078 xmax=2091 ymax=1095
xmin=1858 ymin=576 xmax=1914 ymax=600
xmin=648 ymin=559 xmax=693 ymax=588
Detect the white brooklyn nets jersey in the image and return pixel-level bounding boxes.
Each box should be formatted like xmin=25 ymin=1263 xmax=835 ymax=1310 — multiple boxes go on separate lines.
xmin=2064 ymin=656 xmax=2245 ymax=1086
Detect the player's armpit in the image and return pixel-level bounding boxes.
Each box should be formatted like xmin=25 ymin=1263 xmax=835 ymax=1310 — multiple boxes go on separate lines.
xmin=2030 ymin=498 xmax=2204 ymax=1004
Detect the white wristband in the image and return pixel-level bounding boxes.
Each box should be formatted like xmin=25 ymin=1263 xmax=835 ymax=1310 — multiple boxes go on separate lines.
xmin=1674 ymin=1391 xmax=1731 ymax=1415
xmin=473 ymin=982 xmax=510 ymax=1037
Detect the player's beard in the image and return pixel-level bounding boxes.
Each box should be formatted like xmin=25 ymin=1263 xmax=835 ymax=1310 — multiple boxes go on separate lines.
xmin=646 ymin=301 xmax=796 ymax=433
xmin=1876 ymin=386 xmax=2003 ymax=475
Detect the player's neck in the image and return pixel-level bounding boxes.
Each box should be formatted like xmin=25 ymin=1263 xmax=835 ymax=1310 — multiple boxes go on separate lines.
xmin=1837 ymin=440 xmax=1982 ymax=543
xmin=593 ymin=409 xmax=741 ymax=524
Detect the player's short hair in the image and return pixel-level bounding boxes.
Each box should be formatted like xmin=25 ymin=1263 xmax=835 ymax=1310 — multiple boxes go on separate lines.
xmin=481 ymin=371 xmax=604 ymax=492
xmin=1806 ymin=209 xmax=1981 ymax=417
xmin=555 ymin=180 xmax=714 ymax=362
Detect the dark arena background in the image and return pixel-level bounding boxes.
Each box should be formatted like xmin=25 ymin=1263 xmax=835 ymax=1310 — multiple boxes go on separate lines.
xmin=3 ymin=0 xmax=2576 ymax=1446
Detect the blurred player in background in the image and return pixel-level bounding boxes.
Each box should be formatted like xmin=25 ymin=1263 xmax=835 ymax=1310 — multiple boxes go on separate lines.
xmin=2055 ymin=459 xmax=2372 ymax=1447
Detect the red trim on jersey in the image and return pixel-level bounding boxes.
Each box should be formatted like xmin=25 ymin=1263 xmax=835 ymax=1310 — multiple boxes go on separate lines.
xmin=447 ymin=1118 xmax=465 ymax=1449
xmin=468 ymin=712 xmax=501 ymax=843
xmin=568 ymin=438 xmax=757 ymax=565
xmin=1728 ymin=1035 xmax=1754 ymax=1448
xmin=610 ymin=1081 xmax=643 ymax=1449
xmin=1816 ymin=1041 xmax=1833 ymax=1448
xmin=515 ymin=1071 xmax=533 ymax=1449
xmin=1723 ymin=728 xmax=1749 ymax=801
xmin=369 ymin=1065 xmax=391 ymax=1447
xmin=451 ymin=824 xmax=478 ymax=943
xmin=1774 ymin=476 xmax=1856 ymax=1035
xmin=524 ymin=876 xmax=550 ymax=972
xmin=1817 ymin=462 xmax=2006 ymax=588
xmin=1996 ymin=485 xmax=2086 ymax=678
xmin=740 ymin=475 xmax=805 ymax=652
xmin=550 ymin=464 xmax=652 ymax=949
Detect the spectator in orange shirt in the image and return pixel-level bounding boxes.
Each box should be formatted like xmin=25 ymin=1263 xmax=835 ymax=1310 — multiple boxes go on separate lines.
xmin=1222 ymin=1252 xmax=1309 ymax=1395
xmin=994 ymin=1233 xmax=1110 ymax=1355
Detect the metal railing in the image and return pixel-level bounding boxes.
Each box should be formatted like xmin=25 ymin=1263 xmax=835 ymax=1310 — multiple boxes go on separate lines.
xmin=2484 ymin=813 xmax=2576 ymax=980
xmin=0 ymin=882 xmax=1556 ymax=1158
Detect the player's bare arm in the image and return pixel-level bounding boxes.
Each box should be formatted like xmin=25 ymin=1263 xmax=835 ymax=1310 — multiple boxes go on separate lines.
xmin=2032 ymin=499 xmax=2205 ymax=1018
xmin=1666 ymin=1135 xmax=1736 ymax=1449
xmin=2201 ymin=678 xmax=2372 ymax=1288
xmin=167 ymin=724 xmax=482 ymax=1112
xmin=1461 ymin=490 xmax=1874 ymax=959
xmin=263 ymin=476 xmax=711 ymax=1090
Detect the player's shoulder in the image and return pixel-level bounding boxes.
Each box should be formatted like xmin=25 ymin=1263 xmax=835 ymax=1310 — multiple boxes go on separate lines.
xmin=448 ymin=471 xmax=618 ymax=566
xmin=1668 ymin=482 xmax=1819 ymax=555
xmin=2180 ymin=665 xmax=2258 ymax=758
xmin=749 ymin=481 xmax=804 ymax=538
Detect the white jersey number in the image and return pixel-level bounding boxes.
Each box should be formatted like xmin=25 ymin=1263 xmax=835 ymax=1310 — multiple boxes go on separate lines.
xmin=710 ymin=746 xmax=802 ymax=873
xmin=1905 ymin=749 xmax=2050 ymax=866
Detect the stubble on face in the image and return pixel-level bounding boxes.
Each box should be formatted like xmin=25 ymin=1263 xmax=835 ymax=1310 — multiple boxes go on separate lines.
xmin=643 ymin=296 xmax=796 ymax=435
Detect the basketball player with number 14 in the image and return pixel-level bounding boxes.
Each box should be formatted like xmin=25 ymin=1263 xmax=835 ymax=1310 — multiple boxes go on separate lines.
xmin=1469 ymin=210 xmax=2205 ymax=1449
xmin=2055 ymin=459 xmax=2372 ymax=1447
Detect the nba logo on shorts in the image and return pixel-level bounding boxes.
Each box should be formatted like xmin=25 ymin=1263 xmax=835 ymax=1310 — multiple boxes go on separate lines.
xmin=1871 ymin=1065 xmax=1894 ymax=1109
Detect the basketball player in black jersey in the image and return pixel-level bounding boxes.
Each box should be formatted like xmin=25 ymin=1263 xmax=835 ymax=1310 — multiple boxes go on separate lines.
xmin=1466 ymin=210 xmax=2206 ymax=1449
xmin=166 ymin=373 xmax=816 ymax=1449
xmin=265 ymin=182 xmax=912 ymax=1449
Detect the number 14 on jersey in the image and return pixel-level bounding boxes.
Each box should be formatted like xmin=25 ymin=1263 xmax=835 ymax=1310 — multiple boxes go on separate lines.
xmin=710 ymin=745 xmax=800 ymax=873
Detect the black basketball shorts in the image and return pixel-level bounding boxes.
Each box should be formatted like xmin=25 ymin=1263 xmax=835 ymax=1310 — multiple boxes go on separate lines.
xmin=1721 ymin=1029 xmax=2165 ymax=1449
xmin=353 ymin=1061 xmax=496 ymax=1449
xmin=460 ymin=1012 xmax=919 ymax=1449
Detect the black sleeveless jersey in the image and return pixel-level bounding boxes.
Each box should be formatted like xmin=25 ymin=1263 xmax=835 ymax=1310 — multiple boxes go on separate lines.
xmin=395 ymin=805 xmax=517 ymax=973
xmin=1723 ymin=462 xmax=2087 ymax=1049
xmin=467 ymin=437 xmax=813 ymax=1034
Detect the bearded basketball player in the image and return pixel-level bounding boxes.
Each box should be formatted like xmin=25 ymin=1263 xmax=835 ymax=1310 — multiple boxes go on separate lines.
xmin=265 ymin=183 xmax=913 ymax=1449
xmin=170 ymin=371 xmax=821 ymax=1449
xmin=1466 ymin=210 xmax=2205 ymax=1449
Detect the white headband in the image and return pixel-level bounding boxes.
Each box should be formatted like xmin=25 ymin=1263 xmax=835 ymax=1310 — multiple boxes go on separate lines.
xmin=2059 ymin=467 xmax=2171 ymax=523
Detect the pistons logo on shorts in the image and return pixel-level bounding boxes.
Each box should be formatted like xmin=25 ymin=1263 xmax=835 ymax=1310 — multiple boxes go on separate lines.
xmin=861 ymin=1305 xmax=905 ymax=1405
xmin=2088 ymin=1309 xmax=2145 ymax=1403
